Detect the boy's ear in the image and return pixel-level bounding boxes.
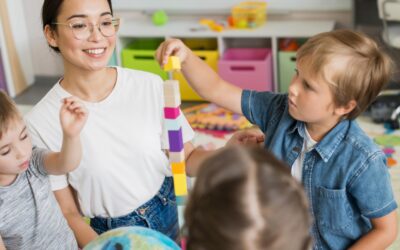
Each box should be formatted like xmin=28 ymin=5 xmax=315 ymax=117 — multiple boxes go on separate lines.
xmin=44 ymin=25 xmax=58 ymax=48
xmin=335 ymin=100 xmax=357 ymax=116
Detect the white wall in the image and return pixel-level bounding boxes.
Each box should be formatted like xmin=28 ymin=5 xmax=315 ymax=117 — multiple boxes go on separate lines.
xmin=114 ymin=0 xmax=351 ymax=12
xmin=23 ymin=0 xmax=350 ymax=77
xmin=23 ymin=0 xmax=63 ymax=77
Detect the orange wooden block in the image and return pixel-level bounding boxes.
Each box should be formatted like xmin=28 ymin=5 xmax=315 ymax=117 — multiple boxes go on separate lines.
xmin=172 ymin=161 xmax=185 ymax=174
xmin=387 ymin=157 xmax=397 ymax=168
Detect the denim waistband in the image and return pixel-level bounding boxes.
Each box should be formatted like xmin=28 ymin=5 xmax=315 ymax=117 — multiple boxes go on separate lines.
xmin=93 ymin=176 xmax=174 ymax=221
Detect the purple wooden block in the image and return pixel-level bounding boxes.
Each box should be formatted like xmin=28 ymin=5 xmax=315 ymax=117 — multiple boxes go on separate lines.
xmin=168 ymin=128 xmax=183 ymax=152
xmin=164 ymin=107 xmax=180 ymax=119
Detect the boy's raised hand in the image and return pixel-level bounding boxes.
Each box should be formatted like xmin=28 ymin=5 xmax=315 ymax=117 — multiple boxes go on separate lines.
xmin=60 ymin=96 xmax=88 ymax=138
xmin=156 ymin=39 xmax=189 ymax=67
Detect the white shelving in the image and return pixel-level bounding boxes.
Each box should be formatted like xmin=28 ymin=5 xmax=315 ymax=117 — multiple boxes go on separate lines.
xmin=116 ymin=19 xmax=335 ymax=91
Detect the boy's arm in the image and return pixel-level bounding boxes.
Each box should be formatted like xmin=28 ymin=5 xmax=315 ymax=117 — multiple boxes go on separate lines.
xmin=0 ymin=235 xmax=6 ymax=250
xmin=183 ymin=142 xmax=221 ymax=177
xmin=54 ymin=186 xmax=98 ymax=247
xmin=349 ymin=211 xmax=398 ymax=250
xmin=156 ymin=39 xmax=243 ymax=114
xmin=44 ymin=97 xmax=88 ymax=175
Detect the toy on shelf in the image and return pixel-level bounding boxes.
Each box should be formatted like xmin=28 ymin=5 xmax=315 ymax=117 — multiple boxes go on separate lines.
xmin=279 ymin=38 xmax=300 ymax=51
xmin=198 ymin=18 xmax=225 ymax=32
xmin=183 ymin=103 xmax=253 ymax=137
xmin=152 ymin=10 xmax=168 ymax=26
xmin=230 ymin=1 xmax=267 ymax=29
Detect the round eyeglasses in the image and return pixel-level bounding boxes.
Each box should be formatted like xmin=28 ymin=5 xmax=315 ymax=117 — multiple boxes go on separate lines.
xmin=52 ymin=18 xmax=120 ymax=40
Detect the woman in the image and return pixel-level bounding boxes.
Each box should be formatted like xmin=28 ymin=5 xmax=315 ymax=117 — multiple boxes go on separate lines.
xmin=25 ymin=0 xmax=209 ymax=247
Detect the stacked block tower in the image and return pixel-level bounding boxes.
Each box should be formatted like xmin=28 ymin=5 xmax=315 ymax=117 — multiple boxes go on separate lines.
xmin=163 ymin=56 xmax=188 ymax=227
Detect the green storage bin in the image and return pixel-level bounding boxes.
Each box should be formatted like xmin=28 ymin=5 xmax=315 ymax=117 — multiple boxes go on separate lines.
xmin=121 ymin=38 xmax=167 ymax=80
xmin=278 ymin=51 xmax=297 ymax=93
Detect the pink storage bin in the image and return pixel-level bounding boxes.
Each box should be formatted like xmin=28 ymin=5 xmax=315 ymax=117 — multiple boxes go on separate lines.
xmin=218 ymin=48 xmax=273 ymax=91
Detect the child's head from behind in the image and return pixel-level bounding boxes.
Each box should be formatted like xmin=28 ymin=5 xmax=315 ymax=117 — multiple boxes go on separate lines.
xmin=184 ymin=146 xmax=311 ymax=250
xmin=292 ymin=29 xmax=393 ymax=120
xmin=0 ymin=91 xmax=32 ymax=186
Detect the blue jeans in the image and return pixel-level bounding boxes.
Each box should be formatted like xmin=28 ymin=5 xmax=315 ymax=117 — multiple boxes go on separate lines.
xmin=90 ymin=177 xmax=179 ymax=241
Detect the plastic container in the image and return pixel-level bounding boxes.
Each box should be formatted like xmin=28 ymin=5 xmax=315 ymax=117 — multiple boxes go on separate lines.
xmin=218 ymin=48 xmax=273 ymax=91
xmin=231 ymin=1 xmax=267 ymax=29
xmin=173 ymin=38 xmax=219 ymax=100
xmin=121 ymin=38 xmax=167 ymax=80
xmin=278 ymin=51 xmax=296 ymax=93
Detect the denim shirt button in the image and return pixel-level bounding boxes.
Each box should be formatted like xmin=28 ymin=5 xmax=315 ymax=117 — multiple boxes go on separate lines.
xmin=139 ymin=208 xmax=146 ymax=215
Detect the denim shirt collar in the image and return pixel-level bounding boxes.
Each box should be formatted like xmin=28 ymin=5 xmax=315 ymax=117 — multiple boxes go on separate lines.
xmin=288 ymin=119 xmax=350 ymax=163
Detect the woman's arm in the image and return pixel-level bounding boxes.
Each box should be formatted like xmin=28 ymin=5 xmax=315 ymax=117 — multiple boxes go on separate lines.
xmin=349 ymin=210 xmax=398 ymax=250
xmin=183 ymin=142 xmax=221 ymax=177
xmin=44 ymin=97 xmax=88 ymax=175
xmin=54 ymin=186 xmax=98 ymax=248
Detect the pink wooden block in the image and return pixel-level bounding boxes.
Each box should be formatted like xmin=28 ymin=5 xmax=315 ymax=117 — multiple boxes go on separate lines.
xmin=164 ymin=107 xmax=180 ymax=119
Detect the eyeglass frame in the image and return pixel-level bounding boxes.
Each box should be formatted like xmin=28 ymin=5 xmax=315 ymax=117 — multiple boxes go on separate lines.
xmin=52 ymin=17 xmax=121 ymax=40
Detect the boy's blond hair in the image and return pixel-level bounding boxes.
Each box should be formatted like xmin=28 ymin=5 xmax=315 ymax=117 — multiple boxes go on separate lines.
xmin=0 ymin=90 xmax=22 ymax=139
xmin=297 ymin=29 xmax=393 ymax=120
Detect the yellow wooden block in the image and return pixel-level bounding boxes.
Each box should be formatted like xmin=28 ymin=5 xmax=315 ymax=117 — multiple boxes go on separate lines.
xmin=173 ymin=174 xmax=187 ymax=196
xmin=164 ymin=56 xmax=181 ymax=71
xmin=172 ymin=161 xmax=186 ymax=174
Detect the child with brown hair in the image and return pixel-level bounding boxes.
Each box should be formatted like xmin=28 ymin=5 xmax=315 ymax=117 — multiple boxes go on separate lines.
xmin=0 ymin=91 xmax=87 ymax=250
xmin=184 ymin=145 xmax=311 ymax=250
xmin=157 ymin=30 xmax=398 ymax=249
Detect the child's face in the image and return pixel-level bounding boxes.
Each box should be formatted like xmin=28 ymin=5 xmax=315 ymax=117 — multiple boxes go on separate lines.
xmin=0 ymin=119 xmax=32 ymax=186
xmin=46 ymin=0 xmax=116 ymax=72
xmin=288 ymin=61 xmax=341 ymax=126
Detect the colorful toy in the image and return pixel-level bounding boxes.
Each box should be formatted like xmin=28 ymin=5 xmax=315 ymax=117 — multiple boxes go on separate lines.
xmin=198 ymin=18 xmax=225 ymax=32
xmin=231 ymin=1 xmax=267 ymax=29
xmin=152 ymin=10 xmax=168 ymax=26
xmin=83 ymin=226 xmax=180 ymax=250
xmin=163 ymin=57 xmax=187 ymax=234
xmin=279 ymin=38 xmax=300 ymax=51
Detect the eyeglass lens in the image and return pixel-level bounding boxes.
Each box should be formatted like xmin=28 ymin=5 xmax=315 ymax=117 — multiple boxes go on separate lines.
xmin=70 ymin=19 xmax=119 ymax=40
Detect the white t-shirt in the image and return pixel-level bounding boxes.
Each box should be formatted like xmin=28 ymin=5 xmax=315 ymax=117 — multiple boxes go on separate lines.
xmin=291 ymin=128 xmax=317 ymax=182
xmin=25 ymin=67 xmax=195 ymax=218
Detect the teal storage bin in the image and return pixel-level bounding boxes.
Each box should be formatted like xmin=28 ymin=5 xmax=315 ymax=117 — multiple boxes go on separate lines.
xmin=278 ymin=51 xmax=296 ymax=93
xmin=121 ymin=38 xmax=167 ymax=80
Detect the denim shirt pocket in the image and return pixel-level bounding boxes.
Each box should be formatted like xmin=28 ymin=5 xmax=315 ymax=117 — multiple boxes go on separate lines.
xmin=317 ymin=186 xmax=353 ymax=234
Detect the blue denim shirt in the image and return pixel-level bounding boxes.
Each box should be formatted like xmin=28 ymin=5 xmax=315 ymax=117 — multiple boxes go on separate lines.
xmin=241 ymin=90 xmax=397 ymax=250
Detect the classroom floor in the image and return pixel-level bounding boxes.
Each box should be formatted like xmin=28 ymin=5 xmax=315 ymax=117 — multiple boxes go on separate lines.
xmin=15 ymin=80 xmax=400 ymax=249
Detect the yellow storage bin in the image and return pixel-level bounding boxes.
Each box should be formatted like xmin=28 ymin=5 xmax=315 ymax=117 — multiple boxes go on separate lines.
xmin=173 ymin=39 xmax=219 ymax=101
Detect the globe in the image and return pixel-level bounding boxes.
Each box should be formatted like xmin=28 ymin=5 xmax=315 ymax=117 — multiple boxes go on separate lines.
xmin=84 ymin=226 xmax=180 ymax=250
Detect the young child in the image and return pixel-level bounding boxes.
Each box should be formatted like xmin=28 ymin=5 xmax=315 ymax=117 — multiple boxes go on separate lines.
xmin=0 ymin=91 xmax=88 ymax=250
xmin=184 ymin=145 xmax=311 ymax=250
xmin=157 ymin=30 xmax=398 ymax=249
